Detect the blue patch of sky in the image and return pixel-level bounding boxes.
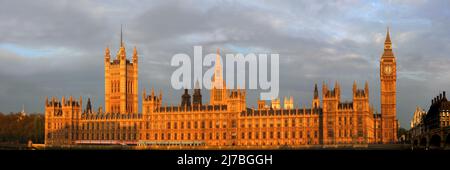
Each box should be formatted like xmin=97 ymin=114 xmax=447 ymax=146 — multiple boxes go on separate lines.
xmin=0 ymin=43 xmax=55 ymax=57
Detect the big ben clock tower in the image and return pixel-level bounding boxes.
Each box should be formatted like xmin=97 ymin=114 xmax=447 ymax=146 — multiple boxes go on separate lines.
xmin=380 ymin=27 xmax=398 ymax=143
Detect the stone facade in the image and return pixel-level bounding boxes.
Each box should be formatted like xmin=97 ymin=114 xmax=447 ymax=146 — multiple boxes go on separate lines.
xmin=44 ymin=29 xmax=398 ymax=147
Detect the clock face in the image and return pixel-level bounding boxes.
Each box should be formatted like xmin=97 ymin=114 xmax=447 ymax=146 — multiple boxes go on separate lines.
xmin=384 ymin=65 xmax=392 ymax=75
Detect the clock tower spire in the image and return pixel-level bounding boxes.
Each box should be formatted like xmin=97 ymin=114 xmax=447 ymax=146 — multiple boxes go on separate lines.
xmin=384 ymin=27 xmax=392 ymax=50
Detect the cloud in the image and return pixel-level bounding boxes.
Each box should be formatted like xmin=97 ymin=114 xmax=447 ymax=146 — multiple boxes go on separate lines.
xmin=0 ymin=0 xmax=450 ymax=129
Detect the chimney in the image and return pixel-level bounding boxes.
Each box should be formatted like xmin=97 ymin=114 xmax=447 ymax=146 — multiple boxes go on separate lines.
xmin=444 ymin=91 xmax=446 ymax=98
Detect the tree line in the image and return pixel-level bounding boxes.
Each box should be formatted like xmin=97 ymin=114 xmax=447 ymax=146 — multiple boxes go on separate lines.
xmin=0 ymin=112 xmax=44 ymax=144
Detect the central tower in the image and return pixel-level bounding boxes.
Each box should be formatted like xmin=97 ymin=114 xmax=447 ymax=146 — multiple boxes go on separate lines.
xmin=104 ymin=27 xmax=139 ymax=114
xmin=210 ymin=48 xmax=228 ymax=105
xmin=380 ymin=27 xmax=397 ymax=143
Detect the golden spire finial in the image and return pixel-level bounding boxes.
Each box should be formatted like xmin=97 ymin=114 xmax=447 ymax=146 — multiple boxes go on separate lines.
xmin=151 ymin=86 xmax=155 ymax=97
xmin=133 ymin=46 xmax=138 ymax=62
xmin=105 ymin=46 xmax=111 ymax=59
xmin=385 ymin=26 xmax=391 ymax=43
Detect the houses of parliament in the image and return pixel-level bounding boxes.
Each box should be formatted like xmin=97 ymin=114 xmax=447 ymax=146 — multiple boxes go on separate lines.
xmin=44 ymin=28 xmax=398 ymax=148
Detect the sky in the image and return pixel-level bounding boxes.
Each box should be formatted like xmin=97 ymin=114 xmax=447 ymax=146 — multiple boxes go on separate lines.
xmin=1 ymin=0 xmax=450 ymax=129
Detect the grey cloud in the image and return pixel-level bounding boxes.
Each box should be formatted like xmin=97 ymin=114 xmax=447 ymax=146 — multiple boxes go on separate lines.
xmin=1 ymin=0 xmax=449 ymax=129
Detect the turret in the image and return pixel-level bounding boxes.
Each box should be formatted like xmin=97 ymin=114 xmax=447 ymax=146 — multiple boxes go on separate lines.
xmin=322 ymin=81 xmax=328 ymax=96
xmin=364 ymin=80 xmax=369 ymax=98
xmin=314 ymin=83 xmax=319 ymax=99
xmin=159 ymin=89 xmax=163 ymax=102
xmin=85 ymin=98 xmax=92 ymax=114
xmin=284 ymin=96 xmax=294 ymax=109
xmin=79 ymin=96 xmax=83 ymax=114
xmin=271 ymin=98 xmax=280 ymax=110
xmin=257 ymin=100 xmax=266 ymax=109
xmin=133 ymin=46 xmax=139 ymax=113
xmin=192 ymin=80 xmax=202 ymax=107
xmin=143 ymin=88 xmax=146 ymax=101
xmin=313 ymin=83 xmax=320 ymax=108
xmin=105 ymin=47 xmax=111 ymax=62
xmin=152 ymin=86 xmax=155 ymax=97
xmin=334 ymin=80 xmax=340 ymax=98
xmin=133 ymin=46 xmax=138 ymax=63
xmin=181 ymin=89 xmax=191 ymax=107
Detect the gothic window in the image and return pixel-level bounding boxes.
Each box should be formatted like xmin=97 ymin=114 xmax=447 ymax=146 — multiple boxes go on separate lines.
xmin=231 ymin=120 xmax=236 ymax=128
